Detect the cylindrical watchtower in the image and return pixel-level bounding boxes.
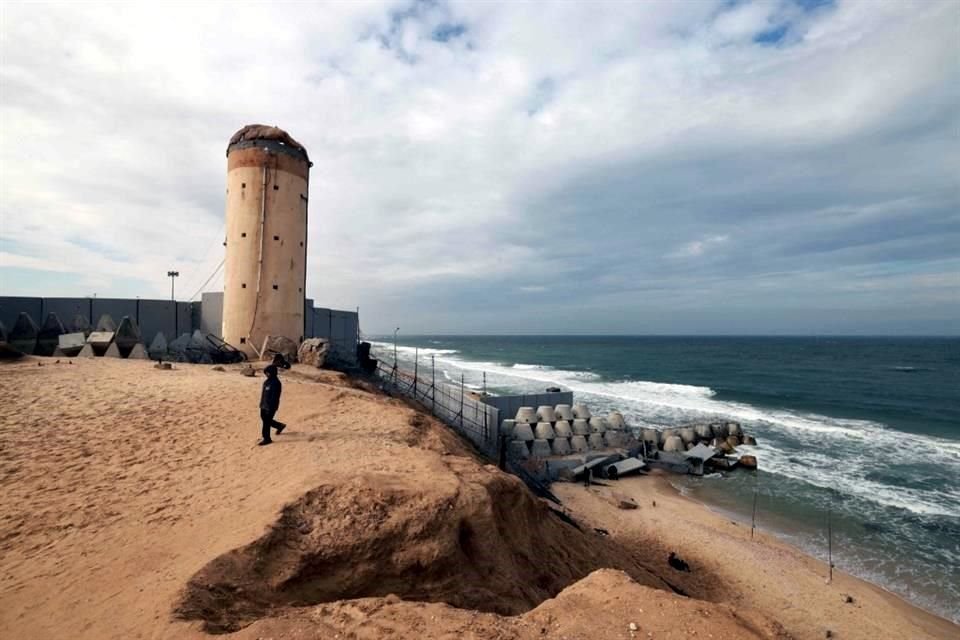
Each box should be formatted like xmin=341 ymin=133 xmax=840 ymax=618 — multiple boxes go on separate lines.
xmin=222 ymin=125 xmax=311 ymax=357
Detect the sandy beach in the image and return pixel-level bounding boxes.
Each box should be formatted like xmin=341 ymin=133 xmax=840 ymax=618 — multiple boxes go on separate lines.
xmin=1 ymin=357 xmax=956 ymax=640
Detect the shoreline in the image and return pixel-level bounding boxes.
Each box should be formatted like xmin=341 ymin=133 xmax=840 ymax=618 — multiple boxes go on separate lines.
xmin=662 ymin=475 xmax=959 ymax=627
xmin=554 ymin=471 xmax=959 ymax=640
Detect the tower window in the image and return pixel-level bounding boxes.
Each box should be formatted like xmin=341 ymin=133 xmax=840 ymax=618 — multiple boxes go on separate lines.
xmin=241 ymin=232 xmax=247 ymax=238
xmin=240 ymin=337 xmax=246 ymax=344
xmin=299 ymin=241 xmax=303 ymax=247
xmin=273 ymin=185 xmax=279 ymax=190
xmin=241 ymin=182 xmax=246 ymax=188
xmin=298 ymin=287 xmax=302 ymax=292
xmin=273 ymin=235 xmax=279 ymax=241
xmin=272 ymin=284 xmax=278 ymax=290
xmin=241 ymin=283 xmax=246 ymax=289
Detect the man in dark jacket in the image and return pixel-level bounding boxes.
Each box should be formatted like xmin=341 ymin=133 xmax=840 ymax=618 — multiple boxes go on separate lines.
xmin=258 ymin=365 xmax=286 ymax=446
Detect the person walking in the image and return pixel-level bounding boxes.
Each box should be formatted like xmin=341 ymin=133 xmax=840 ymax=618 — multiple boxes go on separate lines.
xmin=258 ymin=364 xmax=286 ymax=446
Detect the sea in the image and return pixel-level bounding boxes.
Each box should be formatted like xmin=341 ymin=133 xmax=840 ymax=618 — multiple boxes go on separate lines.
xmin=369 ymin=335 xmax=960 ymax=623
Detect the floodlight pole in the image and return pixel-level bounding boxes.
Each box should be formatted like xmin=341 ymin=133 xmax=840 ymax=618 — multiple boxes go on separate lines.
xmin=167 ymin=270 xmax=180 ymax=301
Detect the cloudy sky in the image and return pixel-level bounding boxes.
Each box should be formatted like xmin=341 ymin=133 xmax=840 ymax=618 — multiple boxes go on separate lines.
xmin=1 ymin=0 xmax=957 ymax=335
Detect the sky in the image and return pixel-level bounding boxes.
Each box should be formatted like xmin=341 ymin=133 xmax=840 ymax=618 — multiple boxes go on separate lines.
xmin=1 ymin=0 xmax=958 ymax=335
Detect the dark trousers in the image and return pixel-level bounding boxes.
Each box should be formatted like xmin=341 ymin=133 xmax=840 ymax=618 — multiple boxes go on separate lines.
xmin=260 ymin=409 xmax=283 ymax=440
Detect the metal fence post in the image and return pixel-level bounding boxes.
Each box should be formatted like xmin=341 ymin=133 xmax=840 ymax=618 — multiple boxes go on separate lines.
xmin=431 ymin=355 xmax=436 ymax=414
xmin=460 ymin=374 xmax=465 ymax=428
xmin=413 ymin=347 xmax=418 ymax=397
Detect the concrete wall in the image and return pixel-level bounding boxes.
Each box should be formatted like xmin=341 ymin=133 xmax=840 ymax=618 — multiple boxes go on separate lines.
xmin=0 ymin=294 xmax=357 ymax=362
xmin=138 ymin=300 xmax=178 ymax=344
xmin=40 ymin=298 xmax=90 ymax=331
xmin=0 ymin=297 xmax=42 ymax=331
xmin=481 ymin=392 xmax=574 ymax=424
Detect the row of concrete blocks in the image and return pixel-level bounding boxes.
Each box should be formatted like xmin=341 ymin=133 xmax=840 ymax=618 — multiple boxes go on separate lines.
xmin=508 ymin=430 xmax=632 ymax=460
xmin=514 ymin=404 xmax=626 ymax=427
xmin=502 ymin=417 xmax=625 ymax=441
xmin=0 ymin=311 xmax=151 ymax=359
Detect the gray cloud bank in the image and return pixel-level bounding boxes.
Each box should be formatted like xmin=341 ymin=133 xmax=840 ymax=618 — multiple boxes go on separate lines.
xmin=1 ymin=0 xmax=957 ymax=335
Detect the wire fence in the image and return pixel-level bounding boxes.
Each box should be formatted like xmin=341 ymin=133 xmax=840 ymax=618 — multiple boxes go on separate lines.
xmin=374 ymin=355 xmax=500 ymax=459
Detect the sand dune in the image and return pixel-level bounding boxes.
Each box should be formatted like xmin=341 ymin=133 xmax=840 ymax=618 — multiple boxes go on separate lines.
xmin=0 ymin=357 xmax=954 ymax=639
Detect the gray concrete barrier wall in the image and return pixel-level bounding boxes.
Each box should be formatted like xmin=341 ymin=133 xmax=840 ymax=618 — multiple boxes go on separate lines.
xmin=481 ymin=392 xmax=574 ymax=423
xmin=0 ymin=294 xmax=357 ymax=360
xmin=42 ymin=298 xmax=91 ymax=329
xmin=138 ymin=300 xmax=178 ymax=344
xmin=0 ymin=297 xmax=42 ymax=330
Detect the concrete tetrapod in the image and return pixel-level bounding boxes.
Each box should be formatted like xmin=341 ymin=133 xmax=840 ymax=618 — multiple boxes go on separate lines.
xmin=642 ymin=429 xmax=661 ymax=447
xmin=569 ymin=435 xmax=589 ymax=453
xmin=662 ymin=435 xmax=685 ymax=452
xmin=551 ymin=437 xmax=572 ymax=456
xmin=530 ymin=439 xmax=552 ymax=458
xmin=607 ymin=411 xmax=626 ymax=430
xmin=534 ymin=422 xmax=556 ymax=440
xmin=589 ymin=417 xmax=608 ymax=434
xmin=508 ymin=440 xmax=530 ymax=460
xmin=536 ymin=405 xmax=557 ymax=423
xmin=512 ymin=423 xmax=535 ymax=442
xmin=515 ymin=407 xmax=537 ymax=424
xmin=588 ymin=433 xmax=605 ymax=450
xmin=679 ymin=427 xmax=696 ymax=445
xmin=555 ymin=404 xmax=575 ymax=421
xmin=554 ymin=420 xmax=573 ymax=438
xmin=572 ymin=403 xmax=592 ymax=420
xmin=499 ymin=419 xmax=517 ymax=439
xmin=572 ymin=419 xmax=590 ymax=436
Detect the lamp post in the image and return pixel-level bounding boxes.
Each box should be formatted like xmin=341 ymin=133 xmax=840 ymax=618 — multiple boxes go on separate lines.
xmin=167 ymin=270 xmax=179 ymax=301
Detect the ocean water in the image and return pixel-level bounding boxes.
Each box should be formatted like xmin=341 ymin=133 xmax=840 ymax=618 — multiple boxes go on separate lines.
xmin=369 ymin=336 xmax=960 ymax=622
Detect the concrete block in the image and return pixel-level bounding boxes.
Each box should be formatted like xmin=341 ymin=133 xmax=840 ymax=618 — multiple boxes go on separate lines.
xmin=530 ymin=439 xmax=552 ymax=458
xmin=58 ymin=332 xmax=86 ymax=357
xmin=536 ymin=405 xmax=557 ymax=422
xmin=515 ymin=407 xmax=537 ymax=424
xmin=728 ymin=422 xmax=743 ymax=437
xmin=695 ymin=424 xmax=713 ymax=442
xmin=551 ymin=437 xmax=572 ymax=456
xmin=95 ymin=314 xmax=116 ymax=332
xmin=508 ymin=440 xmax=530 ymax=460
xmin=679 ymin=427 xmax=696 ymax=444
xmin=512 ymin=423 xmax=535 ymax=442
xmin=534 ymin=422 xmax=556 ymax=440
xmin=570 ymin=435 xmax=589 ymax=453
xmin=37 ymin=313 xmax=66 ymax=356
xmin=9 ymin=313 xmax=39 ymax=355
xmin=555 ymin=404 xmax=574 ymax=421
xmin=554 ymin=420 xmax=573 ymax=438
xmin=607 ymin=411 xmax=626 ymax=430
xmin=663 ymin=435 xmax=685 ymax=452
xmin=127 ymin=343 xmax=149 ymax=360
xmin=711 ymin=422 xmax=729 ymax=438
xmin=114 ymin=316 xmax=143 ymax=357
xmin=104 ymin=342 xmax=122 ymax=358
xmin=572 ymin=418 xmax=590 ymax=436
xmin=642 ymin=429 xmax=661 ymax=446
xmin=589 ymin=417 xmax=608 ymax=434
xmin=148 ymin=332 xmax=168 ymax=360
xmin=72 ymin=314 xmax=92 ymax=336
xmin=87 ymin=331 xmax=115 ymax=356
xmin=572 ymin=403 xmax=592 ymax=419
xmin=588 ymin=433 xmax=605 ymax=450
xmin=78 ymin=343 xmax=96 ymax=358
xmin=499 ymin=419 xmax=516 ymax=439
xmin=604 ymin=431 xmax=624 ymax=448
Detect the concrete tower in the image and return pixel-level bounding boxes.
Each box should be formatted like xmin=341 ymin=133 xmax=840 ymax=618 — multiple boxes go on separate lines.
xmin=222 ymin=125 xmax=311 ymax=357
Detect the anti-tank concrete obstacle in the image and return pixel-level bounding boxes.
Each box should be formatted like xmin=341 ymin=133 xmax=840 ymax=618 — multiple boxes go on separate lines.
xmin=555 ymin=404 xmax=574 ymax=421
xmin=588 ymin=433 xmax=605 ymax=450
xmin=515 ymin=407 xmax=537 ymax=424
xmin=663 ymin=435 xmax=685 ymax=452
xmin=607 ymin=411 xmax=626 ymax=430
xmin=642 ymin=429 xmax=661 ymax=447
xmin=104 ymin=342 xmax=122 ymax=358
xmin=36 ymin=313 xmax=66 ymax=356
xmin=551 ymin=438 xmax=572 ymax=456
xmin=9 ymin=313 xmax=39 ymax=355
xmin=72 ymin=314 xmax=92 ymax=336
xmin=499 ymin=419 xmax=516 ymax=439
xmin=536 ymin=405 xmax=557 ymax=423
xmin=604 ymin=431 xmax=625 ymax=448
xmin=679 ymin=427 xmax=696 ymax=445
xmin=148 ymin=333 xmax=168 ymax=361
xmin=127 ymin=343 xmax=149 ymax=360
xmin=95 ymin=314 xmax=116 ymax=332
xmin=86 ymin=331 xmax=116 ymax=356
xmin=572 ymin=404 xmax=592 ymax=420
xmin=530 ymin=439 xmax=552 ymax=458
xmin=78 ymin=343 xmax=96 ymax=358
xmin=589 ymin=417 xmax=608 ymax=434
xmin=534 ymin=422 xmax=556 ymax=440
xmin=570 ymin=435 xmax=589 ymax=453
xmin=57 ymin=333 xmax=86 ymax=357
xmin=114 ymin=316 xmax=143 ymax=358
xmin=512 ymin=423 xmax=535 ymax=442
xmin=572 ymin=419 xmax=590 ymax=436
xmin=554 ymin=420 xmax=573 ymax=438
